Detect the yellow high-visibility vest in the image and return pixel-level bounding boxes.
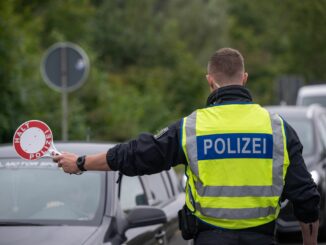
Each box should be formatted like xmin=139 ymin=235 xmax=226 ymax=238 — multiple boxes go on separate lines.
xmin=181 ymin=103 xmax=290 ymax=229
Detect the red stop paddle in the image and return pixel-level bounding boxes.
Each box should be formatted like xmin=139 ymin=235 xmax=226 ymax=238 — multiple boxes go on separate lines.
xmin=13 ymin=120 xmax=61 ymax=160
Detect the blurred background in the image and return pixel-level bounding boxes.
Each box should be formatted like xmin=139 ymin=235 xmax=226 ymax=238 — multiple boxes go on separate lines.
xmin=1 ymin=0 xmax=326 ymax=143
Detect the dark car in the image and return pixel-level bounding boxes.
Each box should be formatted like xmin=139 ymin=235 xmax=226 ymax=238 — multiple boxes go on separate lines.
xmin=266 ymin=105 xmax=326 ymax=239
xmin=0 ymin=142 xmax=186 ymax=245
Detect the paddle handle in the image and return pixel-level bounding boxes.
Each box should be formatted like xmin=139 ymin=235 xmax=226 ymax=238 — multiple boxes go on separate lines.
xmin=49 ymin=145 xmax=61 ymax=157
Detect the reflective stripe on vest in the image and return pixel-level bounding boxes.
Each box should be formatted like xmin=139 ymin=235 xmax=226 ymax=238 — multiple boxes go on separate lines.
xmin=182 ymin=104 xmax=289 ymax=228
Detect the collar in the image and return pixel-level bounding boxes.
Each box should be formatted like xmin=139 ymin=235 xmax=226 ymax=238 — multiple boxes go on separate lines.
xmin=206 ymin=85 xmax=253 ymax=106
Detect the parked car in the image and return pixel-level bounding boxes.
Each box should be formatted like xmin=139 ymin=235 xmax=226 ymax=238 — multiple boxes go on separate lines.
xmin=297 ymin=84 xmax=326 ymax=107
xmin=266 ymin=105 xmax=326 ymax=239
xmin=0 ymin=142 xmax=186 ymax=245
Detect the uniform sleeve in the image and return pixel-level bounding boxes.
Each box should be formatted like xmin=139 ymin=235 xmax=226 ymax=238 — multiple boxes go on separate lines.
xmin=282 ymin=121 xmax=320 ymax=223
xmin=106 ymin=120 xmax=187 ymax=176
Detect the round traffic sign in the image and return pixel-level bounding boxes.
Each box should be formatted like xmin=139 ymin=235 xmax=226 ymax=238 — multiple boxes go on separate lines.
xmin=41 ymin=42 xmax=89 ymax=92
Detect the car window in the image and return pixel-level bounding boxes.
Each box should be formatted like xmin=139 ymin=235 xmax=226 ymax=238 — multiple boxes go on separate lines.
xmin=161 ymin=172 xmax=173 ymax=197
xmin=0 ymin=159 xmax=104 ymax=225
xmin=301 ymin=96 xmax=326 ymax=107
xmin=284 ymin=118 xmax=315 ymax=156
xmin=169 ymin=169 xmax=182 ymax=194
xmin=119 ymin=176 xmax=148 ymax=211
xmin=146 ymin=173 xmax=169 ymax=205
xmin=317 ymin=114 xmax=326 ymax=150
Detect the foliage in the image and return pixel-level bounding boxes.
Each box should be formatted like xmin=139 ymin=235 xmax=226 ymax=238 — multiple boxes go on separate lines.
xmin=0 ymin=0 xmax=325 ymax=143
xmin=279 ymin=0 xmax=326 ymax=82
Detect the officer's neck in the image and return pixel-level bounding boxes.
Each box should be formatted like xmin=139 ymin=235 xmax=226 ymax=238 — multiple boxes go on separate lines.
xmin=206 ymin=85 xmax=252 ymax=106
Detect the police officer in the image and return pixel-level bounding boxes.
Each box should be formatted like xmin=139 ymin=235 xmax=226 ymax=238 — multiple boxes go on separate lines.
xmin=54 ymin=48 xmax=320 ymax=245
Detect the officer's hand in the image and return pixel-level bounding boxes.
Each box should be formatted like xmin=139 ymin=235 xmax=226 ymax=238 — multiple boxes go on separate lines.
xmin=300 ymin=220 xmax=319 ymax=245
xmin=53 ymin=152 xmax=80 ymax=174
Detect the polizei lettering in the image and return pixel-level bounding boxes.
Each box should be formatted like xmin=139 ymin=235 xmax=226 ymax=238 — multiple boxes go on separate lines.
xmin=197 ymin=133 xmax=273 ymax=160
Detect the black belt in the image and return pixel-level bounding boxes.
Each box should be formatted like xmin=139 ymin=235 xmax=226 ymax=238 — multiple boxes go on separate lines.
xmin=197 ymin=219 xmax=276 ymax=236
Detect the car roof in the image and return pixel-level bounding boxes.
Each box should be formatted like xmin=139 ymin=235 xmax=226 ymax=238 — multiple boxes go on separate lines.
xmin=265 ymin=105 xmax=326 ymax=119
xmin=298 ymin=84 xmax=326 ymax=97
xmin=0 ymin=142 xmax=116 ymax=158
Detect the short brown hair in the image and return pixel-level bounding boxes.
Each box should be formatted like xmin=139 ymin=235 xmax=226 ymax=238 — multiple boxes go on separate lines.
xmin=208 ymin=48 xmax=244 ymax=83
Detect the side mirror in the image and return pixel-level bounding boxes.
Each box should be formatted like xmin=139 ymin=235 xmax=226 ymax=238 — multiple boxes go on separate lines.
xmin=126 ymin=206 xmax=167 ymax=230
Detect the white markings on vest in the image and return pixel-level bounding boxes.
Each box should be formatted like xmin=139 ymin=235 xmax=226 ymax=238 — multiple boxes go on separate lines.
xmin=227 ymin=138 xmax=236 ymax=153
xmin=204 ymin=139 xmax=212 ymax=155
xmin=215 ymin=138 xmax=225 ymax=154
xmin=203 ymin=136 xmax=267 ymax=156
xmin=242 ymin=138 xmax=250 ymax=154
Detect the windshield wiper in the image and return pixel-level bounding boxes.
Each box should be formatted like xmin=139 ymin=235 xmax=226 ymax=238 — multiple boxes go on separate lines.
xmin=0 ymin=221 xmax=46 ymax=226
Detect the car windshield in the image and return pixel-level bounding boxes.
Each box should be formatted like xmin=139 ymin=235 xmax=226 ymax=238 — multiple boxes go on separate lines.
xmin=302 ymin=96 xmax=326 ymax=107
xmin=283 ymin=118 xmax=315 ymax=156
xmin=0 ymin=159 xmax=105 ymax=226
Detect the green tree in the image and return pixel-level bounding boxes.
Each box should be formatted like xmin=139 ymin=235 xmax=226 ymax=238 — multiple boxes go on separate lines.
xmin=6 ymin=0 xmax=325 ymax=143
xmin=227 ymin=0 xmax=326 ymax=104
xmin=87 ymin=0 xmax=209 ymax=140
xmin=279 ymin=0 xmax=326 ymax=82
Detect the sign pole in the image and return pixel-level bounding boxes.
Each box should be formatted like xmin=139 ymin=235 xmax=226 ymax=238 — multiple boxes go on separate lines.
xmin=60 ymin=46 xmax=68 ymax=141
xmin=41 ymin=42 xmax=89 ymax=141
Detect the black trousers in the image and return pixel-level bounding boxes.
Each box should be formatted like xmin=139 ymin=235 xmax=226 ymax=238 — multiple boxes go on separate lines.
xmin=195 ymin=229 xmax=276 ymax=245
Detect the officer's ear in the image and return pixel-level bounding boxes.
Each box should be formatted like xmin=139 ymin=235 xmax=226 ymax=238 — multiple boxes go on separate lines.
xmin=242 ymin=72 xmax=248 ymax=86
xmin=206 ymin=74 xmax=219 ymax=92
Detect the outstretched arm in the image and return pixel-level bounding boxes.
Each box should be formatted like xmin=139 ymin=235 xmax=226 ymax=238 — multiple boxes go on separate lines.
xmin=53 ymin=121 xmax=186 ymax=175
xmin=53 ymin=152 xmax=110 ymax=174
